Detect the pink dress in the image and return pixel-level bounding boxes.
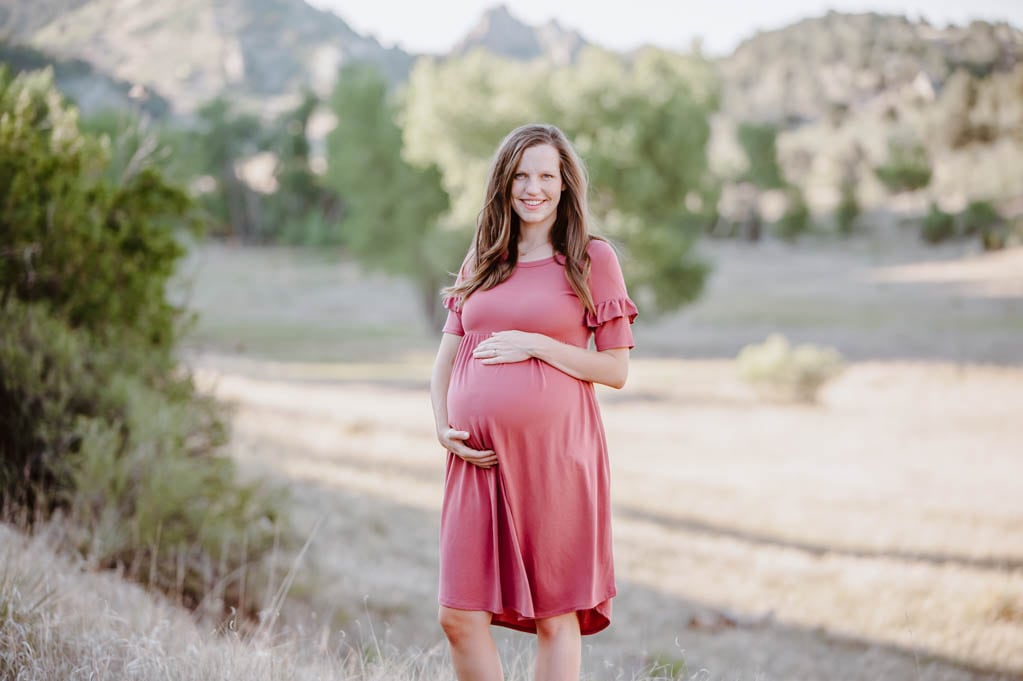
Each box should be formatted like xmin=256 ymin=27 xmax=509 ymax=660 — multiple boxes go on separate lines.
xmin=439 ymin=238 xmax=637 ymax=635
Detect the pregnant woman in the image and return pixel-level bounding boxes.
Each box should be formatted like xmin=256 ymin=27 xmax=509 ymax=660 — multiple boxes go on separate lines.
xmin=429 ymin=123 xmax=637 ymax=681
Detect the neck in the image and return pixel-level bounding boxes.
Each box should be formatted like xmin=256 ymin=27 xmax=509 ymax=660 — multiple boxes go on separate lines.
xmin=518 ymin=222 xmax=552 ymax=248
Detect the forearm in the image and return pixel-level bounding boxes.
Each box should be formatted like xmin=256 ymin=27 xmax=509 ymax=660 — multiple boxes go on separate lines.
xmin=430 ymin=372 xmax=451 ymax=432
xmin=529 ymin=335 xmax=629 ymax=389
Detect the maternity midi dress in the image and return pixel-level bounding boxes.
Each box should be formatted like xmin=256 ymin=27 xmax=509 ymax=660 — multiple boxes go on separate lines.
xmin=439 ymin=238 xmax=637 ymax=635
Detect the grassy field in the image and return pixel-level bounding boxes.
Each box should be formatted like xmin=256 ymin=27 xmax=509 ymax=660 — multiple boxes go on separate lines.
xmin=11 ymin=237 xmax=1019 ymax=680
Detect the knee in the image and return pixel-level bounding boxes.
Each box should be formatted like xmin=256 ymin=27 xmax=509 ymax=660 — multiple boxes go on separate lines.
xmin=438 ymin=606 xmax=488 ymax=645
xmin=535 ymin=612 xmax=580 ymax=640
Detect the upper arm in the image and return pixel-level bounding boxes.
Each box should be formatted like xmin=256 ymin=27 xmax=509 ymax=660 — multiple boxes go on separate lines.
xmin=434 ymin=332 xmax=462 ymax=370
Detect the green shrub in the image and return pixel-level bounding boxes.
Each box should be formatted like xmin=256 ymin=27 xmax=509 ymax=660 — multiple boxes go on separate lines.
xmin=960 ymin=200 xmax=1008 ymax=250
xmin=835 ymin=181 xmax=860 ymax=236
xmin=874 ymin=141 xmax=932 ymax=193
xmin=921 ymin=203 xmax=956 ymax=243
xmin=775 ymin=190 xmax=812 ymax=242
xmin=1 ymin=300 xmax=283 ymax=614
xmin=0 ymin=67 xmax=286 ymax=616
xmin=737 ymin=334 xmax=845 ymax=403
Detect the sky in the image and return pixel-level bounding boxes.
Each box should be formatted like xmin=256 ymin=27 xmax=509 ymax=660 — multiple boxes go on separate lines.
xmin=306 ymin=0 xmax=1023 ymax=56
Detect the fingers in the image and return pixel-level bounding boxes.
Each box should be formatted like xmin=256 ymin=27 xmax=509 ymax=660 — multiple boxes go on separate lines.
xmin=440 ymin=428 xmax=497 ymax=468
xmin=472 ymin=342 xmax=502 ymax=359
xmin=445 ymin=428 xmax=470 ymax=441
xmin=448 ymin=440 xmax=498 ymax=468
xmin=455 ymin=446 xmax=498 ymax=468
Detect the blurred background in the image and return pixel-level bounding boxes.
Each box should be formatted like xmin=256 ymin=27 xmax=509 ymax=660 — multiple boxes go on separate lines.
xmin=1 ymin=1 xmax=1022 ymax=680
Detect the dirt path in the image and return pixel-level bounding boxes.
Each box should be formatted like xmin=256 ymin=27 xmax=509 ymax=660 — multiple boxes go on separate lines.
xmin=193 ymin=356 xmax=1023 ymax=681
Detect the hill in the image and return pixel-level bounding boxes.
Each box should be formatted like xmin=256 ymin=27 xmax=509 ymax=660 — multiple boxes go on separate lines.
xmin=451 ymin=3 xmax=588 ymax=64
xmin=720 ymin=11 xmax=1023 ymax=125
xmin=8 ymin=0 xmax=413 ymax=116
xmin=0 ymin=40 xmax=170 ymax=117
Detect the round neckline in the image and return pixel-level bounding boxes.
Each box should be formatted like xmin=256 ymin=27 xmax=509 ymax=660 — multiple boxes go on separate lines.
xmin=516 ymin=254 xmax=557 ymax=268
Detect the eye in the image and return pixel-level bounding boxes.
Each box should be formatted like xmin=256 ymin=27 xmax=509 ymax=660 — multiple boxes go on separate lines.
xmin=513 ymin=172 xmax=527 ymax=180
xmin=542 ymin=174 xmax=555 ymax=180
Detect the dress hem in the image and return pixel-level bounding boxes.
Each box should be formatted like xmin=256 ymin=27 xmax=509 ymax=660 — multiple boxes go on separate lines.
xmin=438 ymin=589 xmax=616 ymax=636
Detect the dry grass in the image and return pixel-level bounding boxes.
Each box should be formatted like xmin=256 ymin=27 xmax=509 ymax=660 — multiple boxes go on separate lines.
xmin=1 ymin=524 xmax=607 ymax=681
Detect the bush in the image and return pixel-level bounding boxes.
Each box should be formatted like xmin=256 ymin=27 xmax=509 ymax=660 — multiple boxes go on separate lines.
xmin=0 ymin=67 xmax=286 ymax=616
xmin=874 ymin=141 xmax=932 ymax=193
xmin=774 ymin=189 xmax=812 ymax=242
xmin=835 ymin=181 xmax=860 ymax=236
xmin=960 ymin=200 xmax=1008 ymax=250
xmin=737 ymin=334 xmax=845 ymax=403
xmin=0 ymin=301 xmax=283 ymax=613
xmin=921 ymin=203 xmax=956 ymax=243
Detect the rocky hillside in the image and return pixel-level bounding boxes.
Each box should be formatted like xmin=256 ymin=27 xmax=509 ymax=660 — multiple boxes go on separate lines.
xmin=6 ymin=0 xmax=413 ymax=116
xmin=0 ymin=41 xmax=170 ymax=117
xmin=720 ymin=11 xmax=1023 ymax=125
xmin=0 ymin=0 xmax=92 ymax=37
xmin=451 ymin=4 xmax=588 ymax=65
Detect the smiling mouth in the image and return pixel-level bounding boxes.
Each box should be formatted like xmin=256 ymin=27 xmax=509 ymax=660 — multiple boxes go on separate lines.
xmin=521 ymin=199 xmax=544 ymax=207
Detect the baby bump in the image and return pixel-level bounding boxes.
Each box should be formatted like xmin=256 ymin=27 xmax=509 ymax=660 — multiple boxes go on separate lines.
xmin=447 ymin=358 xmax=585 ymax=443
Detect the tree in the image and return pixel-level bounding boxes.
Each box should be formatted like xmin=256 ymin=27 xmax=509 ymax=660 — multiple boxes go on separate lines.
xmin=193 ymin=96 xmax=266 ymax=241
xmin=403 ymin=47 xmax=720 ymax=314
xmin=775 ymin=189 xmax=812 ymax=242
xmin=324 ymin=63 xmax=453 ymax=327
xmin=738 ymin=122 xmax=786 ymax=190
xmin=0 ymin=68 xmax=192 ymax=347
xmin=264 ymin=90 xmax=341 ymax=246
xmin=733 ymin=121 xmax=786 ymax=242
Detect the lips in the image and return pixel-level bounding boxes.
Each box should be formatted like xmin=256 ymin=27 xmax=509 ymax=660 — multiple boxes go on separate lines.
xmin=520 ymin=198 xmax=545 ymax=210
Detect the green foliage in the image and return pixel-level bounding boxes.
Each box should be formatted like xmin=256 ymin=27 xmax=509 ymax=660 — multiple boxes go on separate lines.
xmin=921 ymin=203 xmax=956 ymax=243
xmin=0 ymin=300 xmax=281 ymax=613
xmin=0 ymin=67 xmax=283 ymax=614
xmin=403 ymin=47 xmax=720 ymax=314
xmin=325 ymin=63 xmax=453 ymax=326
xmin=737 ymin=333 xmax=845 ymax=403
xmin=874 ymin=140 xmax=932 ymax=193
xmin=263 ymin=91 xmax=341 ymax=247
xmin=192 ymin=96 xmax=267 ymax=240
xmin=0 ymin=68 xmax=194 ymax=349
xmin=775 ymin=189 xmax=812 ymax=242
xmin=737 ymin=122 xmax=785 ymax=189
xmin=835 ymin=180 xmax=860 ymax=236
xmin=959 ymin=200 xmax=1009 ymax=251
xmin=920 ymin=200 xmax=1008 ymax=249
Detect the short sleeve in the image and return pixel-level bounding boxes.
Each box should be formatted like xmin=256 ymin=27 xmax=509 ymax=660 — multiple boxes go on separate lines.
xmin=441 ymin=268 xmax=465 ymax=336
xmin=585 ymin=240 xmax=638 ymax=351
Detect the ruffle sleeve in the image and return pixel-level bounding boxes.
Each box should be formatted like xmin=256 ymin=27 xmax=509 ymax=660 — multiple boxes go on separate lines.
xmin=585 ymin=240 xmax=638 ymax=351
xmin=441 ymin=261 xmax=467 ymax=337
xmin=442 ymin=292 xmax=464 ymax=336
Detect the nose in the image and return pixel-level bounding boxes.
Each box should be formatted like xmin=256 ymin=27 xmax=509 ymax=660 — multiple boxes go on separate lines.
xmin=524 ymin=176 xmax=542 ymax=194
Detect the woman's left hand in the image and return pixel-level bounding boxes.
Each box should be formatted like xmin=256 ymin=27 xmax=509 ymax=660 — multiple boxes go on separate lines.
xmin=473 ymin=331 xmax=540 ymax=365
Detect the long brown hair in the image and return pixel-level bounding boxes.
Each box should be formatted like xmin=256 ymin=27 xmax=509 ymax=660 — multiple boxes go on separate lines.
xmin=443 ymin=123 xmax=600 ymax=314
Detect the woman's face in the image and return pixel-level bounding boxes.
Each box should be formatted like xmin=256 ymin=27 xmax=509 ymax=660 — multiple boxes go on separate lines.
xmin=510 ymin=144 xmax=564 ymax=231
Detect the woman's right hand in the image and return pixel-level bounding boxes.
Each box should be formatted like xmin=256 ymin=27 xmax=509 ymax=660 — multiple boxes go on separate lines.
xmin=438 ymin=428 xmax=498 ymax=469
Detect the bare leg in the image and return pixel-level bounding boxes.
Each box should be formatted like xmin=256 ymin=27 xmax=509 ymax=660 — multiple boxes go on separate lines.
xmin=534 ymin=612 xmax=581 ymax=681
xmin=439 ymin=606 xmax=503 ymax=681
